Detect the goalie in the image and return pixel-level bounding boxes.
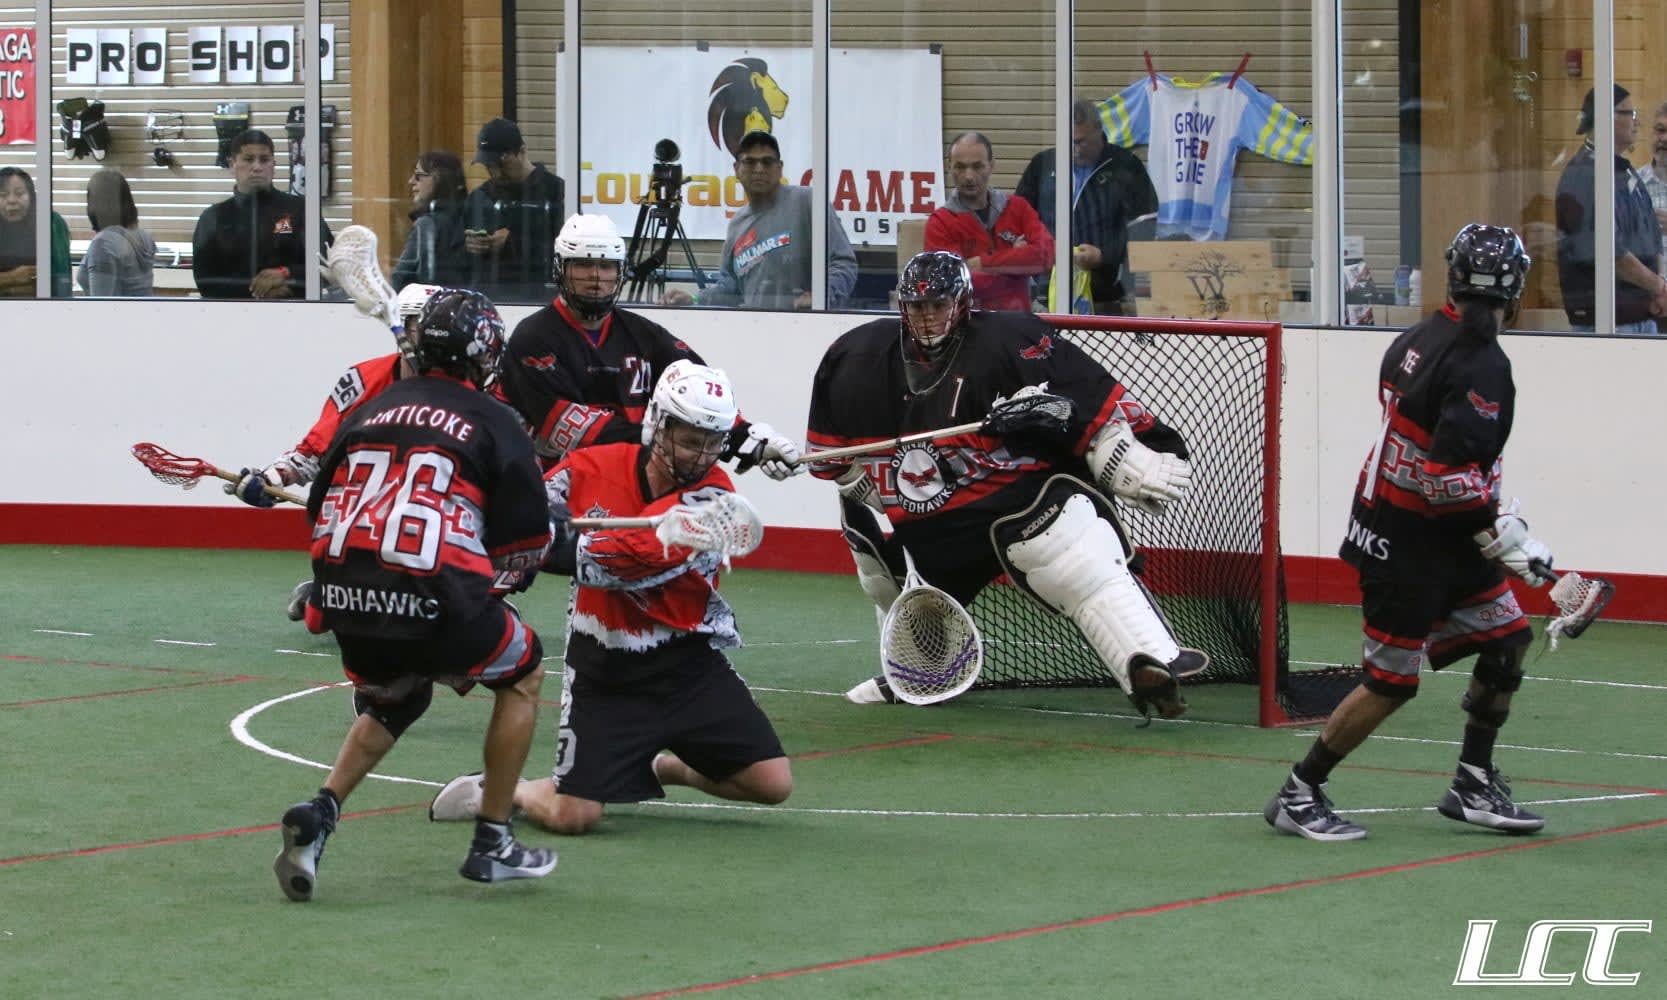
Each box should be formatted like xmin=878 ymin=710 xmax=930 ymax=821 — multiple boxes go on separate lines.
xmin=429 ymin=360 xmax=793 ymax=834
xmin=1265 ymin=224 xmax=1550 ymax=842
xmin=805 ymin=250 xmax=1200 ymax=720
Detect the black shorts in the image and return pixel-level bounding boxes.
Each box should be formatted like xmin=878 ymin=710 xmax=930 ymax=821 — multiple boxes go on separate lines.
xmin=332 ymin=600 xmax=543 ymax=697
xmin=1356 ymin=549 xmax=1531 ymax=696
xmin=553 ymin=647 xmax=785 ymax=804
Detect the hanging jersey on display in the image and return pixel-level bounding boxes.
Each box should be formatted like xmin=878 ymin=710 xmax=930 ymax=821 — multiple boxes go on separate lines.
xmin=1099 ymin=72 xmax=1313 ymax=240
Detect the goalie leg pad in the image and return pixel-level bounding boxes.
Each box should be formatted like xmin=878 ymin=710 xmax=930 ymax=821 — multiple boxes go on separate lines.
xmin=841 ymin=494 xmax=904 ymax=613
xmin=1461 ymin=647 xmax=1525 ymax=728
xmin=992 ymin=475 xmax=1180 ymax=697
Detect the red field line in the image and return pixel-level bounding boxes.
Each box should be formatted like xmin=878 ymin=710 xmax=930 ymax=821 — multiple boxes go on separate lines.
xmin=624 ymin=817 xmax=1667 ymax=999
xmin=3 ymin=653 xmax=232 ymax=679
xmin=791 ymin=734 xmax=954 ymax=761
xmin=1 ymin=675 xmax=258 ymax=708
xmin=0 ymin=803 xmax=424 ymax=868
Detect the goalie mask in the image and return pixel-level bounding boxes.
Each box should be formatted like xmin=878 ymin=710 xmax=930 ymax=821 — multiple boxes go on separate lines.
xmin=642 ymin=360 xmax=738 ymax=486
xmin=898 ymin=251 xmax=973 ymax=359
xmin=554 ymin=214 xmax=626 ymax=321
xmin=411 ymin=288 xmax=506 ymax=388
xmin=1445 ymin=224 xmax=1530 ymax=306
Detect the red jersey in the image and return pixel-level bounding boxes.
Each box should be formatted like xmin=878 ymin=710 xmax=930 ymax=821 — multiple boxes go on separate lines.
xmin=271 ymin=353 xmax=404 ymax=486
xmin=545 ymin=442 xmax=741 ymax=685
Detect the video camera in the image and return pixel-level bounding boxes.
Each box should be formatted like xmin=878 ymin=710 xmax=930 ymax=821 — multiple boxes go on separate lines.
xmin=649 ymin=138 xmax=689 ymax=205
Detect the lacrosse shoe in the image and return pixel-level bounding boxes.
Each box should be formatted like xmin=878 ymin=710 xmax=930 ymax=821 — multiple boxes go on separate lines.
xmin=460 ymin=822 xmax=557 ymax=883
xmin=285 ymin=580 xmax=314 ymax=622
xmin=1436 ymin=763 xmax=1545 ymax=833
xmin=1265 ymin=771 xmax=1368 ymax=842
xmin=273 ymin=795 xmax=338 ymax=902
xmin=845 ymin=675 xmax=898 ymax=704
xmin=429 ymin=772 xmax=485 ymax=822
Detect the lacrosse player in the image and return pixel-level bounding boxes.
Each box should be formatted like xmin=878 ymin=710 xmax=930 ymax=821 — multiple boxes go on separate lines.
xmin=495 ymin=213 xmax=801 ymax=480
xmin=273 ymin=289 xmax=556 ymax=900
xmin=226 ymin=282 xmax=444 ymax=621
xmin=806 ymin=250 xmax=1199 ymax=720
xmin=429 ymin=360 xmax=792 ymax=835
xmin=1266 ymin=224 xmax=1550 ymax=842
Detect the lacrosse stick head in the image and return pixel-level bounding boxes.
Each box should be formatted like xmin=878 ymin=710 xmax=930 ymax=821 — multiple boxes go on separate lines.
xmin=1544 ymin=569 xmax=1615 ymax=646
xmin=131 ymin=442 xmax=211 ymax=489
xmin=327 ymin=224 xmax=399 ymax=327
xmin=654 ymin=492 xmax=765 ymax=563
xmin=984 ymin=389 xmax=1074 ymax=440
xmin=880 ymin=572 xmax=984 ymax=705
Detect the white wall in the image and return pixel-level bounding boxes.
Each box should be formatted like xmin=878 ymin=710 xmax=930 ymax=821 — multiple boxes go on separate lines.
xmin=2 ymin=300 xmax=1661 ymax=576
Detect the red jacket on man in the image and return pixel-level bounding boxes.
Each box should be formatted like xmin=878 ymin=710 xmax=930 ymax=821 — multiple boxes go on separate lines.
xmin=924 ymin=190 xmax=1054 ymax=311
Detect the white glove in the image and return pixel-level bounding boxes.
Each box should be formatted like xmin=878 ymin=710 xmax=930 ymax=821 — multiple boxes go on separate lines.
xmin=1087 ymin=421 xmax=1194 ymax=514
xmin=268 ymin=450 xmax=319 ymax=487
xmin=1473 ymin=500 xmax=1555 ymax=587
xmin=734 ymin=422 xmax=803 ymax=480
xmin=835 ymin=463 xmax=883 ymax=515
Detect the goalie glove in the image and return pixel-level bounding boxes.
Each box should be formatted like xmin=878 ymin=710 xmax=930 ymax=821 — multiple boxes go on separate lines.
xmin=730 ymin=421 xmax=803 ymax=480
xmin=835 ymin=463 xmax=884 ymax=516
xmin=1086 ymin=420 xmax=1193 ymax=515
xmin=1473 ymin=500 xmax=1555 ymax=587
xmin=223 ymin=466 xmax=283 ymax=508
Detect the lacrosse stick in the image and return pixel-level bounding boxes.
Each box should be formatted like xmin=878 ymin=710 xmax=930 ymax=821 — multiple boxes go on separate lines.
xmin=327 ymin=224 xmax=400 ymax=336
xmin=570 ymin=492 xmax=764 ymax=564
xmin=130 ymin=442 xmax=305 ymax=505
xmin=797 ymin=389 xmax=1074 ymax=466
xmin=1532 ymin=559 xmax=1616 ymax=650
xmin=879 ymin=549 xmax=984 ymax=705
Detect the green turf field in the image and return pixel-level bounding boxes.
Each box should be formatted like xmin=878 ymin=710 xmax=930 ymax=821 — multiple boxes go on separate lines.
xmin=3 ymin=544 xmax=1663 ymax=999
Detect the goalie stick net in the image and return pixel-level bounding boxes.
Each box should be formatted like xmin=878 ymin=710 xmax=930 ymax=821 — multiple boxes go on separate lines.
xmin=965 ymin=315 xmax=1336 ymax=726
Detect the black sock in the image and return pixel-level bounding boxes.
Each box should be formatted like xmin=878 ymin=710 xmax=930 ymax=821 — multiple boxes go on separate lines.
xmin=315 ymin=788 xmax=341 ymax=827
xmin=473 ymin=818 xmax=511 ymax=851
xmin=1293 ymin=737 xmax=1345 ymax=787
xmin=1459 ymin=725 xmax=1497 ymax=772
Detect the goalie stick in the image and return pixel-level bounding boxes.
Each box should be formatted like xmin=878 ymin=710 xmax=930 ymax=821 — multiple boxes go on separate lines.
xmin=796 ymin=389 xmax=1074 ymax=466
xmin=1530 ymin=559 xmax=1616 ymax=649
xmin=879 ymin=548 xmax=984 ymax=705
xmin=131 ymin=442 xmax=306 ymax=506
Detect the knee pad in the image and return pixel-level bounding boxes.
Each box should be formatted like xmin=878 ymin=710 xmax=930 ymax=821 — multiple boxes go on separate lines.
xmin=353 ymin=677 xmax=434 ymax=739
xmin=1462 ymin=647 xmax=1524 ymax=727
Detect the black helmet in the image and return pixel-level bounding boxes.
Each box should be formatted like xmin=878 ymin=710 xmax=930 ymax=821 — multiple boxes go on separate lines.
xmin=1445 ymin=224 xmax=1531 ymax=305
xmin=411 ymin=288 xmax=506 ymax=386
xmin=897 ymin=251 xmax=973 ymax=360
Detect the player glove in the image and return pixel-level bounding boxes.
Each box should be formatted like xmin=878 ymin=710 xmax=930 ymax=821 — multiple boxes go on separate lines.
xmin=835 ymin=463 xmax=884 ymax=515
xmin=732 ymin=422 xmax=803 ymax=480
xmin=224 ymin=467 xmax=281 ymax=508
xmin=1473 ymin=499 xmax=1555 ymax=587
xmin=1087 ymin=421 xmax=1193 ymax=515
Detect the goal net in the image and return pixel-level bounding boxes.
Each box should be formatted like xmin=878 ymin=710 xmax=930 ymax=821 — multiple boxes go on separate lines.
xmin=967 ymin=315 xmax=1359 ymax=726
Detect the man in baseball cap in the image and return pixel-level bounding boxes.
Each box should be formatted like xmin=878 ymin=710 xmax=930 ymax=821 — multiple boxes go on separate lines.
xmin=464 ymin=117 xmax=565 ymax=303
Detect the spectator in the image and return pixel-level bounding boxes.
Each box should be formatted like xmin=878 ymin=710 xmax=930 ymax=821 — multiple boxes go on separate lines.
xmin=665 ymin=130 xmax=857 ymax=310
xmin=464 ymin=117 xmax=565 ymax=302
xmin=925 ymin=131 xmax=1053 ymax=311
xmin=1634 ymin=100 xmax=1667 ymax=272
xmin=1554 ymin=85 xmax=1667 ymax=333
xmin=193 ymin=129 xmax=331 ymax=299
xmin=391 ymin=150 xmax=470 ymax=290
xmin=1015 ymin=98 xmax=1158 ymax=315
xmin=0 ymin=166 xmax=71 ymax=298
xmin=77 ymin=168 xmax=156 ymax=297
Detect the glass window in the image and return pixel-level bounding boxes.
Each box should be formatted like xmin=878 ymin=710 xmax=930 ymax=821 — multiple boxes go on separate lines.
xmin=1074 ymin=2 xmax=1313 ymax=324
xmin=0 ymin=10 xmax=49 ymax=298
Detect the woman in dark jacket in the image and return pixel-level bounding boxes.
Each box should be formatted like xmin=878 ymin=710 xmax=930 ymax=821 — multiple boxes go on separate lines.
xmin=391 ymin=150 xmax=469 ymax=290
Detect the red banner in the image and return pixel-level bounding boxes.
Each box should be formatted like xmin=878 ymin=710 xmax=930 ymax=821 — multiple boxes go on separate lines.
xmin=0 ymin=28 xmax=36 ymax=144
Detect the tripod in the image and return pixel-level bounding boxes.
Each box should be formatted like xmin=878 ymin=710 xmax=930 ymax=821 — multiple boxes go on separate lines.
xmin=625 ymin=192 xmax=705 ymax=303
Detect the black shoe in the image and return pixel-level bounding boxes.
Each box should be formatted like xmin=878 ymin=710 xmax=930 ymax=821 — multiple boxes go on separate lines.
xmin=285 ymin=580 xmax=313 ymax=622
xmin=273 ymin=797 xmax=337 ymax=901
xmin=1128 ymin=659 xmax=1187 ymax=722
xmin=460 ymin=826 xmax=557 ymax=883
xmin=1264 ymin=772 xmax=1368 ymax=841
xmin=1436 ymin=763 xmax=1545 ymax=833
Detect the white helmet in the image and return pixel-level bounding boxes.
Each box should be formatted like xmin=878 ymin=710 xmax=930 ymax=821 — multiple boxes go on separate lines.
xmin=396 ymin=283 xmax=444 ymax=320
xmin=641 ymin=360 xmax=738 ymax=445
xmin=553 ymin=215 xmax=627 ymax=319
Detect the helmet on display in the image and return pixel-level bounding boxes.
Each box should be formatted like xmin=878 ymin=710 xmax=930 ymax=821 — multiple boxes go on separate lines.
xmin=396 ymin=283 xmax=444 ymax=321
xmin=1444 ymin=224 xmax=1531 ymax=305
xmin=553 ymin=214 xmax=627 ymax=320
xmin=641 ymin=360 xmax=739 ymax=485
xmin=411 ymin=288 xmax=507 ymax=387
xmin=897 ymin=250 xmax=973 ymax=359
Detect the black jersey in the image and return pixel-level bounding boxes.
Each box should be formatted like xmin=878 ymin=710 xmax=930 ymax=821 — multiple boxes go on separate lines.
xmin=307 ymin=374 xmax=552 ymax=639
xmin=497 ymin=300 xmax=705 ymax=462
xmin=806 ymin=311 xmax=1182 ymax=551
xmin=1342 ymin=305 xmax=1516 ymax=569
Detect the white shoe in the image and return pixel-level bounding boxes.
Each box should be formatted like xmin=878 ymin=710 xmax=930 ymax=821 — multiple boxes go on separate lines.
xmin=845 ymin=676 xmax=898 ymax=704
xmin=429 ymin=772 xmax=484 ymax=822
